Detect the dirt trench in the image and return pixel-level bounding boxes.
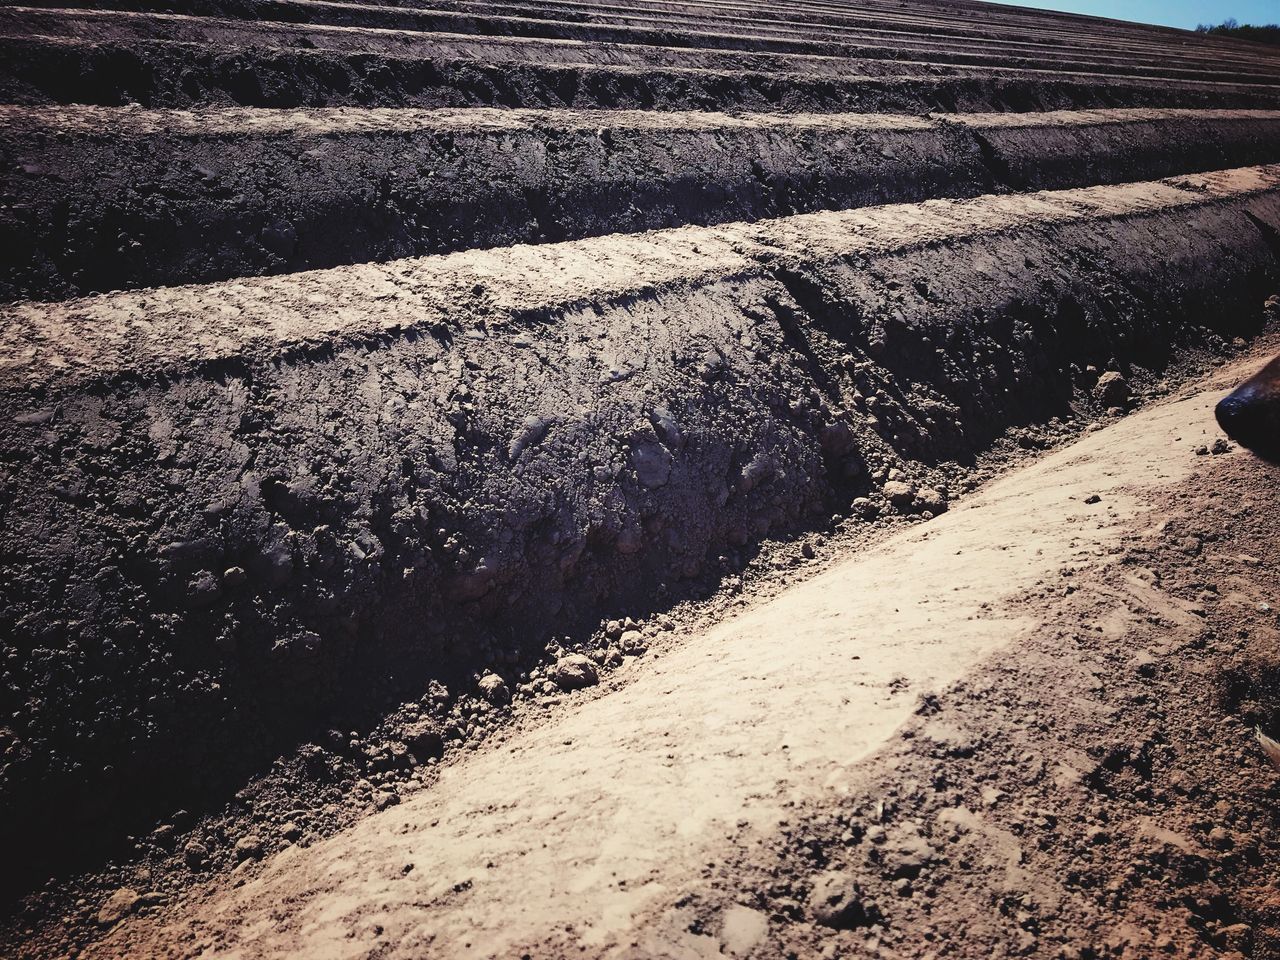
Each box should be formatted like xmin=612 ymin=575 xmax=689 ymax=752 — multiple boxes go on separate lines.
xmin=78 ymin=348 xmax=1280 ymax=960
xmin=3 ymin=166 xmax=1280 ymax=903
xmin=7 ymin=107 xmax=1280 ymax=301
xmin=3 ymin=0 xmax=1280 ymax=953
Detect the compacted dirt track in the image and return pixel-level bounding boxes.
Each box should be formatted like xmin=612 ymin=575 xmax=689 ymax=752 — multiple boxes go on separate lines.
xmin=3 ymin=0 xmax=1280 ymax=957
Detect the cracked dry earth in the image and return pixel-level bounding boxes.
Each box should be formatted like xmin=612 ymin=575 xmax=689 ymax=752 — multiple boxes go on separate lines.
xmin=77 ymin=350 xmax=1280 ymax=960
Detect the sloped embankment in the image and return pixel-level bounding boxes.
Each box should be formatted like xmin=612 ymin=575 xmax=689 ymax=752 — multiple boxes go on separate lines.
xmin=2 ymin=167 xmax=1280 ymax=891
xmin=5 ymin=106 xmax=1280 ymax=300
xmin=4 ymin=0 xmax=1280 ymax=913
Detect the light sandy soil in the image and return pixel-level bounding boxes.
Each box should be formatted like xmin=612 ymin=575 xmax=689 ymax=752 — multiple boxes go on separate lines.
xmin=88 ymin=347 xmax=1279 ymax=960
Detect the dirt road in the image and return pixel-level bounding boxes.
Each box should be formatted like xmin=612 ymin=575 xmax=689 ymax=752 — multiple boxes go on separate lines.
xmin=88 ymin=350 xmax=1280 ymax=960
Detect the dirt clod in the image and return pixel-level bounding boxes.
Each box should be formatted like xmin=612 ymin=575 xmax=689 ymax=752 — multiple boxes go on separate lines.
xmin=181 ymin=841 xmax=207 ymax=869
xmin=883 ymin=480 xmax=916 ymax=509
xmin=400 ymin=721 xmax=445 ymax=762
xmin=234 ymin=836 xmax=263 ymax=861
xmin=95 ymin=888 xmax=140 ymax=928
xmin=807 ymin=871 xmax=875 ymax=929
xmin=550 ymin=655 xmax=599 ymax=692
xmin=478 ymin=674 xmax=510 ymax=705
xmin=1093 ymin=371 xmax=1131 ymax=407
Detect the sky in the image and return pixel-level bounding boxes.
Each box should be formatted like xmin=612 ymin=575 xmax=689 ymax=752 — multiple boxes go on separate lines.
xmin=982 ymin=0 xmax=1279 ymax=30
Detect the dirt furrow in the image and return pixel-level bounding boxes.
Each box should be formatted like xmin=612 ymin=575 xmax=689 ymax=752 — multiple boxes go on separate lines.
xmin=411 ymin=0 xmax=1271 ymax=66
xmin=13 ymin=0 xmax=1278 ymax=76
xmin=8 ymin=106 xmax=1280 ymax=301
xmin=2 ymin=169 xmax=1278 ymax=899
xmin=8 ymin=4 xmax=1279 ymax=86
xmin=11 ymin=10 xmax=1278 ymax=95
xmin=80 ymin=361 xmax=1264 ymax=960
xmin=0 ymin=12 xmax=1151 ymax=86
xmin=9 ymin=31 xmax=1280 ymax=116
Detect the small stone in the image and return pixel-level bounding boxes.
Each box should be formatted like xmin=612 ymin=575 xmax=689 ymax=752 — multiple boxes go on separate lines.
xmin=807 ymin=870 xmax=873 ymax=929
xmin=280 ymin=821 xmax=302 ymax=842
xmin=883 ymin=480 xmax=916 ymax=509
xmin=619 ymin=630 xmax=647 ymax=654
xmin=477 ymin=673 xmax=510 ymax=705
xmin=1210 ymin=438 xmax=1232 ymax=455
xmin=223 ymin=566 xmax=247 ymax=588
xmin=234 ymin=835 xmax=263 ymax=861
xmin=1084 ymin=494 xmax=1102 ymax=505
xmin=96 ymin=888 xmax=141 ymax=927
xmin=1093 ymin=371 xmax=1130 ymax=407
xmin=801 ymin=542 xmax=816 ymax=560
xmin=550 ymin=654 xmax=599 ymax=691
xmin=183 ymin=840 xmax=209 ymax=868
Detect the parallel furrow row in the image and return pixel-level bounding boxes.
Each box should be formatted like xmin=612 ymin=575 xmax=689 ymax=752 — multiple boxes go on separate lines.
xmin=6 ymin=106 xmax=1280 ymax=301
xmin=2 ymin=0 xmax=1280 ymax=905
xmin=3 ymin=172 xmax=1279 ymax=884
xmin=9 ymin=0 xmax=1277 ymax=73
xmin=7 ymin=33 xmax=1280 ymax=114
xmin=7 ymin=3 xmax=1279 ymax=84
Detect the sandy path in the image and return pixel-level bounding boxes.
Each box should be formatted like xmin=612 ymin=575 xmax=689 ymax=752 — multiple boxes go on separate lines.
xmin=93 ymin=354 xmax=1251 ymax=959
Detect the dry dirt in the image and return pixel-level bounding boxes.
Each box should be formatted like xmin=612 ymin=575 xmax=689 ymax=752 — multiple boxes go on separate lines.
xmin=18 ymin=344 xmax=1274 ymax=960
xmin=4 ymin=1 xmax=1280 ymax=957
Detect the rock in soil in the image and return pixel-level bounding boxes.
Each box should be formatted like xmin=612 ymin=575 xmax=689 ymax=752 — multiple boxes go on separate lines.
xmin=807 ymin=871 xmax=874 ymax=929
xmin=550 ymin=655 xmax=600 ymax=692
xmin=95 ymin=888 xmax=140 ymax=928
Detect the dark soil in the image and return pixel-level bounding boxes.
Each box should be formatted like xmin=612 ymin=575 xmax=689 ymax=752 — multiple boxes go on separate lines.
xmin=2 ymin=180 xmax=1278 ymax=908
xmin=5 ymin=108 xmax=1280 ymax=302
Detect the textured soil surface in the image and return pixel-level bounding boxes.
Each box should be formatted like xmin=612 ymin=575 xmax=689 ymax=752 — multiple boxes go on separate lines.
xmin=3 ymin=0 xmax=1280 ymax=956
xmin=31 ymin=342 xmax=1280 ymax=960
